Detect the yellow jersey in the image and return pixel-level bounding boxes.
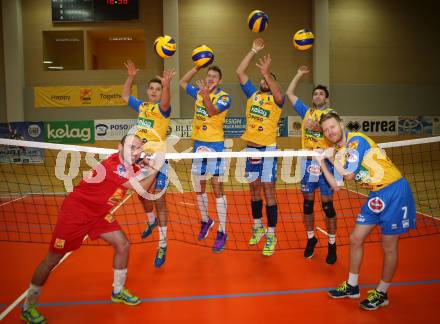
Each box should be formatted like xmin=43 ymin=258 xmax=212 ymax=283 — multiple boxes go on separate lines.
xmin=186 ymin=85 xmax=231 ymax=142
xmin=336 ymin=132 xmax=402 ymax=191
xmin=240 ymin=80 xmax=283 ymax=146
xmin=293 ymin=98 xmax=333 ymax=149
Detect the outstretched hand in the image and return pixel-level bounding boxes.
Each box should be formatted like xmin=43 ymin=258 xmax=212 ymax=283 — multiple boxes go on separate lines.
xmin=297 ymin=65 xmax=310 ymax=77
xmin=156 ymin=69 xmax=176 ymax=88
xmin=124 ymin=60 xmax=139 ymax=77
xmin=255 ymin=54 xmax=272 ymax=76
xmin=195 ymin=79 xmax=215 ymax=96
xmin=252 ymin=38 xmax=265 ymax=52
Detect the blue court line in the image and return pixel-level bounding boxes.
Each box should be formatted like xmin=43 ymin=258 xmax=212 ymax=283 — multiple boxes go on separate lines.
xmin=36 ymin=279 xmax=440 ymax=308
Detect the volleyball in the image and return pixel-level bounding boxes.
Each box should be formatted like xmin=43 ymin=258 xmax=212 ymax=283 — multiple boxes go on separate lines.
xmin=192 ymin=45 xmax=214 ymax=68
xmin=153 ymin=35 xmax=176 ymax=58
xmin=247 ymin=10 xmax=269 ymax=33
xmin=293 ymin=29 xmax=314 ymax=51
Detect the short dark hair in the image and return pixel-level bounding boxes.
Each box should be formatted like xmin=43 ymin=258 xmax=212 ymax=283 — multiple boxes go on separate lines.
xmin=148 ymin=78 xmax=162 ymax=88
xmin=208 ymin=65 xmax=222 ymax=79
xmin=313 ymin=85 xmax=329 ymax=98
xmin=319 ymin=112 xmax=342 ymax=125
xmin=120 ymin=134 xmax=140 ymax=145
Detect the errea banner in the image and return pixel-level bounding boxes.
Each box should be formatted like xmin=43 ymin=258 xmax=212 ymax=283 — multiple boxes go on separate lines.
xmin=45 ymin=121 xmax=94 ymax=144
xmin=344 ymin=116 xmax=398 ymax=136
xmin=95 ymin=119 xmax=137 ymax=140
xmin=34 ymin=85 xmax=137 ymax=108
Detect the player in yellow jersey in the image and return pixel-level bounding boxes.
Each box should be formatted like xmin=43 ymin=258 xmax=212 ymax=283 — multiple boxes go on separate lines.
xmin=179 ymin=64 xmax=232 ymax=252
xmin=316 ymin=112 xmax=416 ymax=310
xmin=286 ymin=65 xmax=337 ymax=264
xmin=122 ymin=60 xmax=175 ymax=267
xmin=236 ymin=38 xmax=284 ymax=256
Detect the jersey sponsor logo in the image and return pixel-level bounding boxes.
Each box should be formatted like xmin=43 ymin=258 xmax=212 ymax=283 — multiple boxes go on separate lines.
xmin=196 ymin=105 xmax=208 ymax=117
xmin=108 ymin=188 xmax=126 ymax=206
xmin=196 ymin=145 xmax=212 ymax=153
xmin=249 ymin=157 xmax=262 ymax=165
xmin=258 ymin=126 xmax=264 ymax=132
xmin=202 ymin=125 xmax=208 ymax=131
xmin=307 ymin=164 xmax=322 ymax=176
xmin=137 ymin=117 xmax=155 ymax=128
xmin=356 ymin=214 xmax=366 ymax=223
xmin=217 ymin=95 xmax=230 ymax=107
xmin=250 ymin=105 xmax=270 ymax=118
xmin=54 ymin=238 xmax=65 ymax=249
xmin=355 ymin=165 xmax=369 ymax=182
xmin=305 ymin=128 xmax=323 ymax=138
xmin=367 ymin=197 xmax=385 ymax=213
xmin=402 ymin=219 xmax=409 ymax=228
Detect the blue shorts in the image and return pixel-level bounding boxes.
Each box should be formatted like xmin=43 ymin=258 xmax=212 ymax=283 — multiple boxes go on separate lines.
xmin=356 ymin=178 xmax=416 ymax=235
xmin=245 ymin=146 xmax=277 ymax=183
xmin=301 ymin=158 xmax=333 ymax=196
xmin=155 ymin=160 xmax=169 ymax=190
xmin=192 ymin=140 xmax=225 ymax=176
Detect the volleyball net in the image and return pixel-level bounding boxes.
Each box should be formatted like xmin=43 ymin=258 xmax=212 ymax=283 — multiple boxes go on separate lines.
xmin=0 ymin=136 xmax=439 ymax=251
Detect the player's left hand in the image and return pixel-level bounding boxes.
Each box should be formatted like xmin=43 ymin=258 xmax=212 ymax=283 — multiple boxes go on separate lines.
xmin=196 ymin=80 xmax=215 ymax=96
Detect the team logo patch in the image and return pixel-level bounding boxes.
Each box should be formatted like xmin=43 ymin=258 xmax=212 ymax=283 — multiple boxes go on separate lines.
xmin=258 ymin=126 xmax=264 ymax=132
xmin=202 ymin=125 xmax=208 ymax=131
xmin=117 ymin=164 xmax=126 ymax=178
xmin=54 ymin=238 xmax=65 ymax=249
xmin=105 ymin=214 xmax=115 ymax=223
xmin=307 ymin=164 xmax=321 ymax=176
xmin=345 ymin=149 xmax=359 ymax=163
xmin=348 ymin=140 xmax=359 ymax=150
xmin=249 ymin=157 xmax=262 ymax=165
xmin=196 ymin=146 xmax=211 ymax=153
xmin=368 ymin=197 xmax=385 ymax=213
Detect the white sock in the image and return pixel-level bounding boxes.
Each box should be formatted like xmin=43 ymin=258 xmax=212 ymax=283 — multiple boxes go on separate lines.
xmin=329 ymin=234 xmax=336 ymax=245
xmin=197 ymin=193 xmax=209 ymax=222
xmin=307 ymin=231 xmax=315 ymax=239
xmin=377 ymin=280 xmax=390 ymax=293
xmin=24 ymin=284 xmax=42 ymax=310
xmin=113 ymin=268 xmax=127 ymax=294
xmin=146 ymin=212 xmax=156 ymax=225
xmin=158 ymin=226 xmax=167 ymax=248
xmin=216 ymin=196 xmax=227 ymax=233
xmin=267 ymin=227 xmax=275 ymax=235
xmin=347 ymin=272 xmax=359 ymax=287
xmin=253 ymin=218 xmax=262 ymax=228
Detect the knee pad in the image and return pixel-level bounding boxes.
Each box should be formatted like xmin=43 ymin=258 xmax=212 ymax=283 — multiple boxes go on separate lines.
xmin=303 ymin=200 xmax=314 ymax=215
xmin=322 ymin=201 xmax=336 ymax=219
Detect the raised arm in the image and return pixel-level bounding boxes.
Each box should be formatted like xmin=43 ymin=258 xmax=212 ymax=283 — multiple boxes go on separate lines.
xmin=236 ymin=38 xmax=265 ymax=84
xmin=256 ymin=54 xmax=284 ymax=106
xmin=157 ymin=69 xmax=176 ymax=112
xmin=122 ymin=60 xmax=138 ymax=103
xmin=179 ymin=66 xmax=200 ymax=90
xmin=285 ymin=65 xmax=310 ymax=105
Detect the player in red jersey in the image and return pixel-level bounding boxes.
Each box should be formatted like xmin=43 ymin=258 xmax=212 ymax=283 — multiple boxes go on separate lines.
xmin=20 ymin=135 xmax=164 ymax=324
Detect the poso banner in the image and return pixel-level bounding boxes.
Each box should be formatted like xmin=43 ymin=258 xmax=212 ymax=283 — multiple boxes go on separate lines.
xmin=95 ymin=119 xmax=137 ymax=140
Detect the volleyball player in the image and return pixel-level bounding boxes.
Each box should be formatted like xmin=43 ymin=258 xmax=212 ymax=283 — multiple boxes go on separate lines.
xmin=286 ymin=66 xmax=337 ymax=264
xmin=236 ymin=38 xmax=284 ymax=256
xmin=122 ymin=60 xmax=175 ymax=267
xmin=318 ymin=112 xmax=416 ymax=310
xmin=179 ymin=64 xmax=231 ymax=252
xmin=20 ymin=135 xmax=165 ymax=323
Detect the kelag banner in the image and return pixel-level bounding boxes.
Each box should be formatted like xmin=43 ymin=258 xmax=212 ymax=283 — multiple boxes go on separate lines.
xmin=34 ymin=85 xmax=137 ymax=108
xmin=45 ymin=121 xmax=95 ymax=144
xmin=0 ymin=122 xmax=44 ymax=163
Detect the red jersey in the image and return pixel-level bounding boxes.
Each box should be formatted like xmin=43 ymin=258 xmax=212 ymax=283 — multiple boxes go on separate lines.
xmin=61 ymin=153 xmax=138 ymax=219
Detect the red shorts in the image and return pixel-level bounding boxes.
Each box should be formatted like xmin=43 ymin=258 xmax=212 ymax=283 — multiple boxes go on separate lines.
xmin=49 ymin=205 xmax=121 ymax=254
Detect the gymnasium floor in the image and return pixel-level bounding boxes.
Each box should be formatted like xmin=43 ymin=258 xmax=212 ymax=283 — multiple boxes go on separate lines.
xmin=1 ymin=187 xmax=439 ymax=323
